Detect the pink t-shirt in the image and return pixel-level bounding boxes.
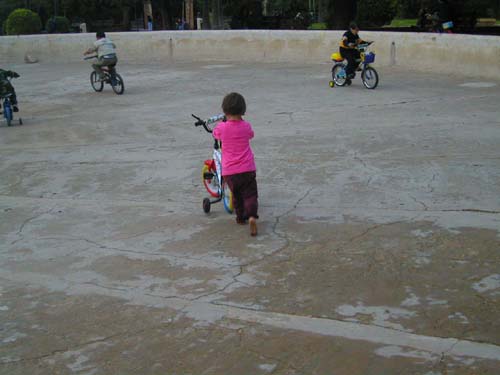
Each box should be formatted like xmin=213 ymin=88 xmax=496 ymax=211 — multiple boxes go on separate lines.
xmin=213 ymin=119 xmax=256 ymax=176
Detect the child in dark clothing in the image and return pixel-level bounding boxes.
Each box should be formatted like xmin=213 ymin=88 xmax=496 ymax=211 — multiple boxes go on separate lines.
xmin=0 ymin=69 xmax=20 ymax=112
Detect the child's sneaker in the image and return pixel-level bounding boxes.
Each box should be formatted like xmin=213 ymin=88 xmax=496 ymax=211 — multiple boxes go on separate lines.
xmin=249 ymin=217 xmax=257 ymax=236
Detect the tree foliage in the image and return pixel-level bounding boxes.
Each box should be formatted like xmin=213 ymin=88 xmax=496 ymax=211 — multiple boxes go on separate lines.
xmin=326 ymin=0 xmax=357 ymax=29
xmin=46 ymin=16 xmax=71 ymax=33
xmin=5 ymin=8 xmax=42 ymax=35
xmin=357 ymin=0 xmax=398 ymax=27
xmin=2 ymin=0 xmax=499 ymax=34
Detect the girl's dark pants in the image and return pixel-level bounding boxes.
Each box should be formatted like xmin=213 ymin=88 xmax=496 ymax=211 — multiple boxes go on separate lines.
xmin=224 ymin=171 xmax=258 ymax=221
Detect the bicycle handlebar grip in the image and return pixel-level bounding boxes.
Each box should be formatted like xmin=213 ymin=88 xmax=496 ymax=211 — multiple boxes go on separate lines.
xmin=205 ymin=114 xmax=226 ymax=125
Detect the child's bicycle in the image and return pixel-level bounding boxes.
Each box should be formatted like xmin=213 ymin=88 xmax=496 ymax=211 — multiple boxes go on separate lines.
xmin=84 ymin=56 xmax=125 ymax=95
xmin=192 ymin=114 xmax=234 ymax=214
xmin=1 ymin=78 xmax=23 ymax=127
xmin=329 ymin=42 xmax=379 ymax=89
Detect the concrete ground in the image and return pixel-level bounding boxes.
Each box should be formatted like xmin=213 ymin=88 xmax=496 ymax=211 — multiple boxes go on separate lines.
xmin=0 ymin=61 xmax=499 ymax=375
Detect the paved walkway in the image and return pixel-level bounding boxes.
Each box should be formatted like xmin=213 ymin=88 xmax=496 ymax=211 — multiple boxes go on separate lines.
xmin=0 ymin=62 xmax=499 ymax=374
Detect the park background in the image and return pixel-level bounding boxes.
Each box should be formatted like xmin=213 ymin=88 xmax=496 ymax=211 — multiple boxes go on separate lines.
xmin=1 ymin=0 xmax=500 ymax=36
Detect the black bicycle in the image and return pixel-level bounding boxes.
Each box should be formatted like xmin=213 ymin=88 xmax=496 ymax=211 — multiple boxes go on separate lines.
xmin=84 ymin=56 xmax=125 ymax=95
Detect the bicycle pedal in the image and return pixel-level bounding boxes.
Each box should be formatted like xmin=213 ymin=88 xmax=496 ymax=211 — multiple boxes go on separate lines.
xmin=203 ymin=172 xmax=214 ymax=180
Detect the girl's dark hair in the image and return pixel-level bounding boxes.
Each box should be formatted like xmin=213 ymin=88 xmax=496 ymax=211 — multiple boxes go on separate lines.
xmin=349 ymin=21 xmax=358 ymax=30
xmin=222 ymin=92 xmax=246 ymax=116
xmin=96 ymin=31 xmax=106 ymax=38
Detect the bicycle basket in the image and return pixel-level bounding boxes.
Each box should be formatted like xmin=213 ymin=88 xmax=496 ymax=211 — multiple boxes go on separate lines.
xmin=364 ymin=52 xmax=375 ymax=64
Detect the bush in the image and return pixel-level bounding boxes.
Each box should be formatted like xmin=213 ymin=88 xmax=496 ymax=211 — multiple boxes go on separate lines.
xmin=4 ymin=8 xmax=42 ymax=35
xmin=357 ymin=0 xmax=398 ymax=27
xmin=46 ymin=16 xmax=70 ymax=33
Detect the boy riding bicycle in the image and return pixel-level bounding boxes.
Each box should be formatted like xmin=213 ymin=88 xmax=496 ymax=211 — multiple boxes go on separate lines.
xmin=0 ymin=69 xmax=20 ymax=112
xmin=84 ymin=32 xmax=118 ymax=81
xmin=339 ymin=22 xmax=366 ymax=81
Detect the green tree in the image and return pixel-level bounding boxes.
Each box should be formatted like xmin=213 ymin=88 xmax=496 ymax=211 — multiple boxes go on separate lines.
xmin=5 ymin=8 xmax=42 ymax=35
xmin=46 ymin=15 xmax=70 ymax=32
xmin=1 ymin=0 xmax=24 ymax=33
xmin=356 ymin=0 xmax=398 ymax=26
xmin=397 ymin=0 xmax=420 ymax=18
xmin=326 ymin=0 xmax=357 ymax=29
xmin=110 ymin=0 xmax=140 ymax=30
xmin=267 ymin=0 xmax=308 ymax=15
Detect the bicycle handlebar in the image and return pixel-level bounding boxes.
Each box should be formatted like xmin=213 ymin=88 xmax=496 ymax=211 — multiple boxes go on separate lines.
xmin=192 ymin=114 xmax=226 ymax=134
xmin=84 ymin=55 xmax=98 ymax=60
xmin=192 ymin=114 xmax=212 ymax=133
xmin=358 ymin=41 xmax=374 ymax=48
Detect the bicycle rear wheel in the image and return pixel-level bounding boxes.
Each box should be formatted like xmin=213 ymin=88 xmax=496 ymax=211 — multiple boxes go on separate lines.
xmin=332 ymin=64 xmax=347 ymax=87
xmin=90 ymin=72 xmax=104 ymax=92
xmin=222 ymin=182 xmax=233 ymax=214
xmin=111 ymin=73 xmax=125 ymax=95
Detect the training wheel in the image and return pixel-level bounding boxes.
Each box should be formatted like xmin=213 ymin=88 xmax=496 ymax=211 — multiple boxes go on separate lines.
xmin=329 ymin=81 xmax=335 ymax=88
xmin=203 ymin=198 xmax=211 ymax=214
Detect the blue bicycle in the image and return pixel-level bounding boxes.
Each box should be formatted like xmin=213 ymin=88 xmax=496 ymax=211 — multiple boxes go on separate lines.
xmin=329 ymin=42 xmax=379 ymax=89
xmin=1 ymin=79 xmax=22 ymax=127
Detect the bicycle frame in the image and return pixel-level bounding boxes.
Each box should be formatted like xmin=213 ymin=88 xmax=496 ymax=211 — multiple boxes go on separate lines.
xmin=194 ymin=113 xmax=225 ymax=199
xmin=1 ymin=89 xmax=13 ymax=125
xmin=85 ymin=56 xmax=117 ymax=79
xmin=2 ymin=95 xmax=12 ymax=114
xmin=211 ymin=144 xmax=223 ymax=198
xmin=339 ymin=44 xmax=374 ymax=73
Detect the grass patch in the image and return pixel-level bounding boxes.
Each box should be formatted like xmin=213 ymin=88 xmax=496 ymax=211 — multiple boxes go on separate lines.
xmin=308 ymin=22 xmax=327 ymax=30
xmin=386 ymin=18 xmax=417 ymax=27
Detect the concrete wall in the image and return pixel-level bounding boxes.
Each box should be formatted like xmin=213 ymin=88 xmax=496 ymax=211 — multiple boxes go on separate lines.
xmin=1 ymin=30 xmax=499 ymax=79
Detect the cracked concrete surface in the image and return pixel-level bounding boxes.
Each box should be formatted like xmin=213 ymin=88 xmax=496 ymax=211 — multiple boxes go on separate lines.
xmin=0 ymin=62 xmax=499 ymax=374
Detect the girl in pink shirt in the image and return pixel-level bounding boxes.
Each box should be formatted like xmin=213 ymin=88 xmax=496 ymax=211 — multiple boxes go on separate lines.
xmin=213 ymin=93 xmax=259 ymax=236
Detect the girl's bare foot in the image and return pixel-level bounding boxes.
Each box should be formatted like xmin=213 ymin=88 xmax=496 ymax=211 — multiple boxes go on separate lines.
xmin=249 ymin=217 xmax=257 ymax=236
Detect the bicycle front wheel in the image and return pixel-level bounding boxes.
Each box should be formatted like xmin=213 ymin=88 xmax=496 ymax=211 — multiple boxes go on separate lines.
xmin=90 ymin=71 xmax=104 ymax=92
xmin=202 ymin=164 xmax=220 ymax=198
xmin=362 ymin=66 xmax=379 ymax=89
